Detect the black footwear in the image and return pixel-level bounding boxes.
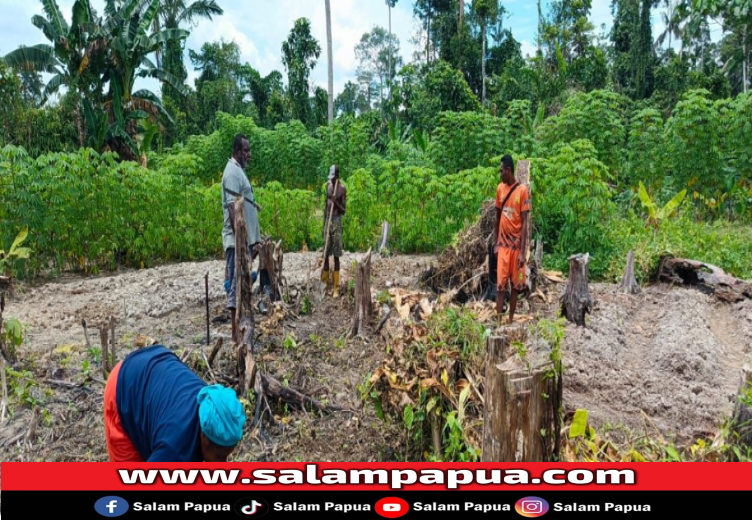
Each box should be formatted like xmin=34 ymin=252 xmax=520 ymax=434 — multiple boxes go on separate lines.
xmin=482 ymin=283 xmax=497 ymax=302
xmin=483 ymin=241 xmax=498 ymax=302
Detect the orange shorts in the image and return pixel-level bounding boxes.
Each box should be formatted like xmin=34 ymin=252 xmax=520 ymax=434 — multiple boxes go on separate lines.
xmin=104 ymin=360 xmax=144 ymax=462
xmin=497 ymin=246 xmax=526 ymax=292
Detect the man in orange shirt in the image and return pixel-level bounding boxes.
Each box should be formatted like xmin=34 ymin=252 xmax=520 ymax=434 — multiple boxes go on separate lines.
xmin=494 ymin=155 xmax=531 ymax=325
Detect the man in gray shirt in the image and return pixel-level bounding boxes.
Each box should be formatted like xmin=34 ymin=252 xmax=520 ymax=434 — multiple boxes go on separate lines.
xmin=222 ymin=133 xmax=261 ymax=344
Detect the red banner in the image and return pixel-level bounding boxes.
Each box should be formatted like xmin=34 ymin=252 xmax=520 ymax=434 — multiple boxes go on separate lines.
xmin=3 ymin=462 xmax=751 ymax=491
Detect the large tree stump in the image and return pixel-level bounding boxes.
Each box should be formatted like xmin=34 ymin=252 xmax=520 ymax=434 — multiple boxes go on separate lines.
xmin=620 ymin=250 xmax=640 ymax=294
xmin=351 ymin=249 xmax=373 ymax=338
xmin=515 ymin=160 xmax=539 ymax=295
xmin=376 ymin=221 xmax=391 ymax=255
xmin=482 ymin=324 xmax=561 ymax=461
xmin=560 ymin=253 xmax=593 ymax=326
xmin=234 ymin=197 xmax=257 ymax=395
xmin=257 ymin=237 xmax=285 ymax=302
xmin=658 ymin=256 xmax=752 ymax=303
xmin=731 ymin=364 xmax=752 ymax=451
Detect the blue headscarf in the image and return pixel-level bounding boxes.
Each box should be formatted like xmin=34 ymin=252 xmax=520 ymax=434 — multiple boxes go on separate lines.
xmin=197 ymin=385 xmax=246 ymax=447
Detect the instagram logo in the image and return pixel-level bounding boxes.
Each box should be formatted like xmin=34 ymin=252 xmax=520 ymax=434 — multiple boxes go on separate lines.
xmin=515 ymin=497 xmax=550 ymax=517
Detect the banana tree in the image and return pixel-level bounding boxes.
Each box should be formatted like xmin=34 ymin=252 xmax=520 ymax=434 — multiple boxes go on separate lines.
xmin=3 ymin=0 xmax=104 ymax=145
xmin=100 ymin=0 xmax=189 ymax=159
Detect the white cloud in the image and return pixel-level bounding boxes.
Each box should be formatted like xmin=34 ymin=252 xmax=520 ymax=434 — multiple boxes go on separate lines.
xmin=520 ymin=39 xmax=536 ymax=59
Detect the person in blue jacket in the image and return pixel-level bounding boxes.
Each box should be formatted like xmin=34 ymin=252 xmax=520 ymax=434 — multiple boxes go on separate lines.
xmin=104 ymin=345 xmax=246 ymax=462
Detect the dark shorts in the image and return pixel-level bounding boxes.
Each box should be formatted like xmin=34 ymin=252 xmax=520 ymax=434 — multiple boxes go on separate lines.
xmin=323 ymin=216 xmax=343 ymax=258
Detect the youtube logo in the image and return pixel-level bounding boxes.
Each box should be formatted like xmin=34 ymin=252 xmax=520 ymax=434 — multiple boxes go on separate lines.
xmin=375 ymin=497 xmax=410 ymax=518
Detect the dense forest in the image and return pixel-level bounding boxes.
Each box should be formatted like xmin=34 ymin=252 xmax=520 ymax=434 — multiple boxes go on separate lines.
xmin=1 ymin=0 xmax=751 ymax=281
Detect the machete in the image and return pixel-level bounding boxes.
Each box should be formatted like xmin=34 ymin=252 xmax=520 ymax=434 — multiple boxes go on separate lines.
xmin=223 ymin=186 xmax=262 ymax=212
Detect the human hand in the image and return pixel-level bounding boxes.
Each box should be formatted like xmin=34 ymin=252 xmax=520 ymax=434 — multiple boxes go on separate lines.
xmin=517 ymin=255 xmax=525 ymax=270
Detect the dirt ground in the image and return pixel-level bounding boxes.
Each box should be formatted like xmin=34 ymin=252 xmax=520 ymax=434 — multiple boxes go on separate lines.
xmin=556 ymin=283 xmax=752 ymax=441
xmin=0 ymin=252 xmax=750 ymax=463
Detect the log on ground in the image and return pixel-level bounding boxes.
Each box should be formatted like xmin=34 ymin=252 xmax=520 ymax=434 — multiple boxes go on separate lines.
xmin=658 ymin=256 xmax=752 ymax=303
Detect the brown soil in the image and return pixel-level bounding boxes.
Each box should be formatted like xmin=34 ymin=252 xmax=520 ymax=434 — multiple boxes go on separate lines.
xmin=0 ymin=253 xmax=749 ymax=463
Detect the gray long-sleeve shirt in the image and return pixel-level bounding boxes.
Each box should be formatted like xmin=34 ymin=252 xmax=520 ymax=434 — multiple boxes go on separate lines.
xmin=222 ymin=158 xmax=261 ymax=251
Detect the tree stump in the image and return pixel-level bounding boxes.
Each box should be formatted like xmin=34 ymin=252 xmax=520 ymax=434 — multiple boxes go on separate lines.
xmin=731 ymin=364 xmax=752 ymax=451
xmin=482 ymin=324 xmax=560 ymax=462
xmin=376 ymin=221 xmax=391 ymax=255
xmin=560 ymin=253 xmax=593 ymax=326
xmin=351 ymin=249 xmax=373 ymax=338
xmin=620 ymin=250 xmax=640 ymax=294
xmin=257 ymin=237 xmax=285 ymax=302
xmin=234 ymin=197 xmax=257 ymax=395
xmin=516 ymin=159 xmax=532 ymax=250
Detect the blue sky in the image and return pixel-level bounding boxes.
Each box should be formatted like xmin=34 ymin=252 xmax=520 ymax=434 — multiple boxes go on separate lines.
xmin=0 ymin=1 xmax=717 ymax=101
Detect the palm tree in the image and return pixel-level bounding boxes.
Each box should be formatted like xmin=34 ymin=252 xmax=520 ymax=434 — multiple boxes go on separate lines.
xmin=656 ymin=0 xmax=683 ymax=52
xmin=3 ymin=0 xmax=102 ymax=145
xmin=325 ymin=0 xmax=334 ymax=123
xmin=100 ymin=0 xmax=189 ymax=159
xmin=154 ymin=0 xmax=223 ymax=99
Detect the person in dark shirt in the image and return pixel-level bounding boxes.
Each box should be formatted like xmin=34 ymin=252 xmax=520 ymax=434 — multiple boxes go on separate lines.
xmin=104 ymin=345 xmax=246 ymax=462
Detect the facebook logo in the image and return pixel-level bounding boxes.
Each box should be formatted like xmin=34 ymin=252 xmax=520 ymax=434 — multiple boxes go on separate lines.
xmin=94 ymin=496 xmax=130 ymax=517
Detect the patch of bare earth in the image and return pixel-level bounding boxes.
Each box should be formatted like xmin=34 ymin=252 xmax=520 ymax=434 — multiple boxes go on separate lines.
xmin=0 ymin=254 xmax=749 ymax=463
xmin=557 ymin=283 xmax=752 ymax=442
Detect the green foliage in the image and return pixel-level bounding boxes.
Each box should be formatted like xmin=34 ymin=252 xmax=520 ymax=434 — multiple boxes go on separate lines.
xmin=429 ymin=111 xmax=510 ymax=175
xmin=392 ymin=61 xmax=481 ymax=132
xmin=0 ymin=146 xmax=222 ymax=277
xmin=538 ymin=90 xmax=629 ymax=178
xmin=665 ymin=89 xmax=723 ymax=199
xmin=638 ymin=181 xmax=687 ymax=229
xmin=604 ymin=213 xmax=752 ymax=283
xmin=536 ymin=140 xmax=616 ymax=277
xmin=257 ymin=182 xmax=320 ymax=251
xmin=0 ymin=227 xmax=31 ymax=275
xmin=2 ymin=317 xmax=23 ymax=360
xmin=628 ymin=108 xmax=665 ymax=187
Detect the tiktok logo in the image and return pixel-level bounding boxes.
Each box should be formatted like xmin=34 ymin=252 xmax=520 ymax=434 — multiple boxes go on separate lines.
xmin=94 ymin=496 xmax=130 ymax=517
xmin=234 ymin=498 xmax=270 ymax=518
xmin=242 ymin=501 xmax=264 ymax=515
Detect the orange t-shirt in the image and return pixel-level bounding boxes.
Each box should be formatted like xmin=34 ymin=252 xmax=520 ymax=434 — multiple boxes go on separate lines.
xmin=495 ymin=182 xmax=531 ymax=250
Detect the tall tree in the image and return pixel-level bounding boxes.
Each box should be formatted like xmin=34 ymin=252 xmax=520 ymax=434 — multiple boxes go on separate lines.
xmin=155 ymin=1 xmax=223 ymax=104
xmin=282 ymin=18 xmax=321 ymax=125
xmin=695 ymin=0 xmax=752 ymax=93
xmin=335 ymin=81 xmax=370 ymax=115
xmin=611 ymin=0 xmax=658 ymax=99
xmin=386 ymin=0 xmax=398 ymax=100
xmin=355 ymin=26 xmax=402 ymax=109
xmin=542 ymin=0 xmax=595 ymax=64
xmin=325 ymin=0 xmax=334 ymax=124
xmin=657 ymin=0 xmax=682 ymax=51
xmin=189 ymin=40 xmax=245 ymax=131
xmin=473 ymin=0 xmax=499 ymax=105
